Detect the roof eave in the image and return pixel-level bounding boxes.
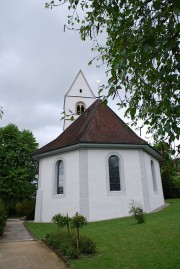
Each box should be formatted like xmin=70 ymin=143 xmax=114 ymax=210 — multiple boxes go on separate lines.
xmin=33 ymin=143 xmax=162 ymax=161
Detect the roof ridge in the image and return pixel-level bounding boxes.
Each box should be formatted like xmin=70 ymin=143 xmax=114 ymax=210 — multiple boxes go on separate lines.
xmin=79 ymin=99 xmax=100 ymax=142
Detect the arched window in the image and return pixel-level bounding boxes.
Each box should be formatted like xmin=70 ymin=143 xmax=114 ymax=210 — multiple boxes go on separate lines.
xmin=108 ymin=155 xmax=121 ymax=191
xmin=151 ymin=160 xmax=157 ymax=192
xmin=56 ymin=160 xmax=64 ymax=194
xmin=81 ymin=105 xmax=85 ymax=113
xmin=77 ymin=105 xmax=81 ymax=115
xmin=76 ymin=102 xmax=85 ymax=115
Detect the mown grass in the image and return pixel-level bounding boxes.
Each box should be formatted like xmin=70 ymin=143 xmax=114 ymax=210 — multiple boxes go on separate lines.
xmin=26 ymin=199 xmax=180 ymax=269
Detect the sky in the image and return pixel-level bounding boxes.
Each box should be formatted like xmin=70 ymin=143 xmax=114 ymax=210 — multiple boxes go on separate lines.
xmin=0 ymin=0 xmax=143 ymax=148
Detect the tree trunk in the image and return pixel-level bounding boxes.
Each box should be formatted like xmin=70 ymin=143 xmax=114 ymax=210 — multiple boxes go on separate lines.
xmin=76 ymin=227 xmax=79 ymax=258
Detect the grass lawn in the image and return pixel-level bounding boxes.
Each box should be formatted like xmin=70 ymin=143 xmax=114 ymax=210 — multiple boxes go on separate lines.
xmin=26 ymin=199 xmax=180 ymax=269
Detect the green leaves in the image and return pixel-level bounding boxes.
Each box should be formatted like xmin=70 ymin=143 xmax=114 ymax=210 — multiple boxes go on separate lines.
xmin=47 ymin=0 xmax=180 ymax=144
xmin=70 ymin=115 xmax=75 ymax=121
xmin=71 ymin=212 xmax=87 ymax=229
xmin=0 ymin=124 xmax=38 ymax=206
xmin=143 ymin=43 xmax=150 ymax=53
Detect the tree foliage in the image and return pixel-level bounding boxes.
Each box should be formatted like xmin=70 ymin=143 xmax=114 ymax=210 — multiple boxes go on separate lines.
xmin=52 ymin=213 xmax=71 ymax=236
xmin=0 ymin=199 xmax=7 ymax=235
xmin=46 ymin=0 xmax=180 ymax=144
xmin=71 ymin=212 xmax=87 ymax=257
xmin=0 ymin=124 xmax=38 ymax=207
xmin=154 ymin=141 xmax=179 ymax=198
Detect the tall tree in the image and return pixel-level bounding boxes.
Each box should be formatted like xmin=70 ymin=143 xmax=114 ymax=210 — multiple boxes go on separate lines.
xmin=46 ymin=0 xmax=180 ymax=146
xmin=0 ymin=124 xmax=38 ymax=207
xmin=154 ymin=142 xmax=177 ymax=198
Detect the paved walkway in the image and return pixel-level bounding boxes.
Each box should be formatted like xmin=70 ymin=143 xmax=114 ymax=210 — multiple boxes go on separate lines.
xmin=0 ymin=219 xmax=69 ymax=269
xmin=0 ymin=219 xmax=33 ymax=242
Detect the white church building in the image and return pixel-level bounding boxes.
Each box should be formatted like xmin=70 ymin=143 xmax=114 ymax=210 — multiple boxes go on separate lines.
xmin=33 ymin=70 xmax=164 ymax=222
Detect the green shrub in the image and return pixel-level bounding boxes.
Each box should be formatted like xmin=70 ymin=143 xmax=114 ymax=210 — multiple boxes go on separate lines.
xmin=45 ymin=232 xmax=77 ymax=258
xmin=45 ymin=233 xmax=62 ymax=249
xmin=16 ymin=199 xmax=35 ymax=220
xmin=52 ymin=213 xmax=71 ymax=236
xmin=0 ymin=199 xmax=7 ymax=235
xmin=129 ymin=200 xmax=145 ymax=224
xmin=79 ymin=236 xmax=96 ymax=255
xmin=71 ymin=212 xmax=87 ymax=257
xmin=45 ymin=231 xmax=96 ymax=259
xmin=173 ymin=174 xmax=180 ymax=198
xmin=8 ymin=203 xmax=17 ymax=216
xmin=48 ymin=212 xmax=95 ymax=259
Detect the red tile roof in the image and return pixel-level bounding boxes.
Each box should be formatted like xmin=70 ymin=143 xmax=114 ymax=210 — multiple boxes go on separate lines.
xmin=34 ymin=99 xmax=146 ymax=156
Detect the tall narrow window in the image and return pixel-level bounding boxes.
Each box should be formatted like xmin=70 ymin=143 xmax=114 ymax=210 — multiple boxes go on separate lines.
xmin=151 ymin=160 xmax=157 ymax=192
xmin=81 ymin=105 xmax=85 ymax=113
xmin=57 ymin=160 xmax=64 ymax=194
xmin=77 ymin=105 xmax=81 ymax=115
xmin=76 ymin=102 xmax=85 ymax=115
xmin=108 ymin=155 xmax=121 ymax=191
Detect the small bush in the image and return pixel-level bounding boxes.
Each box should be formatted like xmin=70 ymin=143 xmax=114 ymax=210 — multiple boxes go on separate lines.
xmin=45 ymin=233 xmax=62 ymax=249
xmin=52 ymin=213 xmax=71 ymax=236
xmin=45 ymin=232 xmax=96 ymax=259
xmin=0 ymin=199 xmax=7 ymax=235
xmin=45 ymin=232 xmax=77 ymax=258
xmin=79 ymin=236 xmax=96 ymax=255
xmin=173 ymin=174 xmax=180 ymax=198
xmin=129 ymin=200 xmax=145 ymax=224
xmin=71 ymin=212 xmax=87 ymax=257
xmin=16 ymin=199 xmax=35 ymax=220
xmin=71 ymin=213 xmax=87 ymax=230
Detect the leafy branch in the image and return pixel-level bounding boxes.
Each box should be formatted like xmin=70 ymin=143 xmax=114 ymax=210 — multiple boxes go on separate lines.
xmin=45 ymin=0 xmax=180 ymax=148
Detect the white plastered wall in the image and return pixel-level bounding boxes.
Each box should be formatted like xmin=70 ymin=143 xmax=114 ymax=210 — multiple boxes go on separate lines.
xmin=35 ymin=147 xmax=164 ymax=222
xmin=144 ymin=152 xmax=164 ymax=211
xmin=87 ymin=149 xmax=145 ymax=221
xmin=35 ymin=150 xmax=80 ymax=222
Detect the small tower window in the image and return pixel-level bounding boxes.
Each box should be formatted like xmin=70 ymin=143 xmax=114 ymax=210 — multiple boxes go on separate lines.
xmin=76 ymin=102 xmax=85 ymax=115
xmin=79 ymin=89 xmax=82 ymax=93
xmin=81 ymin=106 xmax=85 ymax=113
xmin=77 ymin=105 xmax=81 ymax=115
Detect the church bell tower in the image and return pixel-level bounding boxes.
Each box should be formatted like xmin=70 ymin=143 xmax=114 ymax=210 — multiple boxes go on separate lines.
xmin=63 ymin=70 xmax=96 ymax=130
